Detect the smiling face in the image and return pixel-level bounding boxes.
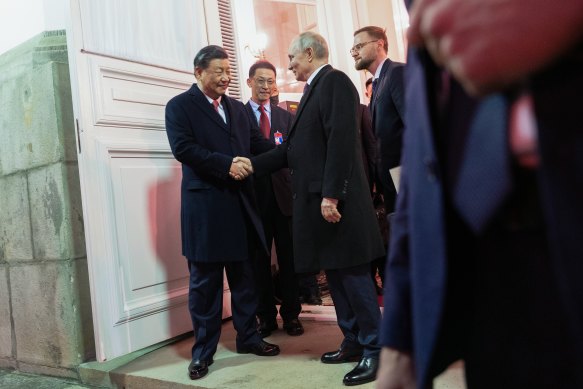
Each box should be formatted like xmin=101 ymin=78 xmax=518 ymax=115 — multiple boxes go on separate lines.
xmin=287 ymin=41 xmax=313 ymax=82
xmin=352 ymin=32 xmax=380 ymax=71
xmin=247 ymin=67 xmax=276 ymax=104
xmin=195 ymin=58 xmax=231 ymax=99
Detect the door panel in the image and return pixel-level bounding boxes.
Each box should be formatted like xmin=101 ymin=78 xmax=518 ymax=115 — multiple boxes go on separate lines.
xmin=66 ymin=0 xmax=231 ymax=361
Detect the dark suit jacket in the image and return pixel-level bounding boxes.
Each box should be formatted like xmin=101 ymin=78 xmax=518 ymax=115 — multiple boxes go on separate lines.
xmin=165 ymin=84 xmax=273 ymax=262
xmin=252 ymin=65 xmax=385 ymax=272
xmin=244 ymin=102 xmax=294 ymax=216
xmin=358 ymin=104 xmax=377 ymax=194
xmin=371 ymin=59 xmax=405 ymax=211
xmin=381 ymin=41 xmax=583 ymax=388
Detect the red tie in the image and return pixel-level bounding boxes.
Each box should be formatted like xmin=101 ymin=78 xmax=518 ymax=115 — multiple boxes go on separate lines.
xmin=212 ymin=99 xmax=220 ymax=112
xmin=259 ymin=105 xmax=270 ymax=139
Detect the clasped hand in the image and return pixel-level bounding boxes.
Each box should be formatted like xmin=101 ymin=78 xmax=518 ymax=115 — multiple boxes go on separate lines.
xmin=229 ymin=157 xmax=253 ymax=180
xmin=321 ymin=197 xmax=341 ymax=223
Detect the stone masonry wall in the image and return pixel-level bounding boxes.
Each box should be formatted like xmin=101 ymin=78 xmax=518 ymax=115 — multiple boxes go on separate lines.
xmin=0 ymin=30 xmax=95 ymax=379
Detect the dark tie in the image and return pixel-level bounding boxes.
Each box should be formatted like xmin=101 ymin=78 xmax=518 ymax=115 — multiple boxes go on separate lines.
xmin=259 ymin=104 xmax=270 ymax=139
xmin=371 ymin=78 xmax=379 ymax=100
xmin=452 ymin=94 xmax=512 ymax=234
xmin=303 ymin=82 xmax=311 ymax=95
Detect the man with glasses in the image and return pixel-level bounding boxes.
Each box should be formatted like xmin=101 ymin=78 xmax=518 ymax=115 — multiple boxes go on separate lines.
xmin=244 ymin=60 xmax=304 ymax=338
xmin=352 ymin=26 xmax=405 ymax=294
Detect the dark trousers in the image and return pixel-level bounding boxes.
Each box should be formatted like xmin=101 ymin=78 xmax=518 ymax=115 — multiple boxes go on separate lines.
xmin=254 ymin=191 xmax=301 ymax=323
xmin=326 ymin=263 xmax=381 ymax=358
xmin=188 ymin=260 xmax=261 ymax=361
xmin=430 ymin=169 xmax=583 ymax=388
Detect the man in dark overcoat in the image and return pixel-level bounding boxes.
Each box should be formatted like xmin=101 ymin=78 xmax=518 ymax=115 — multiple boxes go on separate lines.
xmin=235 ymin=32 xmax=385 ymax=386
xmin=376 ymin=0 xmax=583 ymax=388
xmin=165 ymin=45 xmax=279 ymax=381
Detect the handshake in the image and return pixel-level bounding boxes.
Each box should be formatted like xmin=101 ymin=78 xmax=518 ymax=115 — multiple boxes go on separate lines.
xmin=229 ymin=157 xmax=253 ymax=180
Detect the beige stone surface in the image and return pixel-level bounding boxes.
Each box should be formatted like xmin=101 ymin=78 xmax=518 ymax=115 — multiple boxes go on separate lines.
xmin=28 ymin=163 xmax=85 ymax=260
xmin=80 ymin=318 xmax=466 ymax=389
xmin=10 ymin=262 xmax=84 ymax=369
xmin=0 ymin=173 xmax=33 ymax=262
xmin=0 ymin=266 xmax=13 ymax=359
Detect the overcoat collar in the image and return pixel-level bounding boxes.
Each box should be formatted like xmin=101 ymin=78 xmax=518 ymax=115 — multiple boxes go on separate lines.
xmin=290 ymin=64 xmax=333 ymax=134
xmin=188 ymin=84 xmax=231 ymax=133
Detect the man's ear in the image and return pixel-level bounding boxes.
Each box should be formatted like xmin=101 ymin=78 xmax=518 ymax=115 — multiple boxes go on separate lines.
xmin=306 ymin=47 xmax=314 ymax=62
xmin=194 ymin=66 xmax=203 ymax=80
xmin=246 ymin=78 xmax=252 ymax=88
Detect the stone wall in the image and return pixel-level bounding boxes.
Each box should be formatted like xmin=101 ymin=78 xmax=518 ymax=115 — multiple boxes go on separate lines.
xmin=0 ymin=30 xmax=95 ymax=379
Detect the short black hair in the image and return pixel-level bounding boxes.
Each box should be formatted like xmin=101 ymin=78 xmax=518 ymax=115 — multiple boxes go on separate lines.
xmin=365 ymin=77 xmax=373 ymax=88
xmin=193 ymin=45 xmax=229 ymax=69
xmin=249 ymin=60 xmax=277 ymax=78
xmin=354 ymin=26 xmax=388 ymax=53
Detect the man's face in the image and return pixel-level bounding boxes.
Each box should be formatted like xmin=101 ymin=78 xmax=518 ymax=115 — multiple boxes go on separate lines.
xmin=195 ymin=58 xmax=231 ymax=99
xmin=288 ymin=44 xmax=312 ymax=82
xmin=352 ymin=32 xmax=379 ymax=71
xmin=247 ymin=68 xmax=276 ymax=104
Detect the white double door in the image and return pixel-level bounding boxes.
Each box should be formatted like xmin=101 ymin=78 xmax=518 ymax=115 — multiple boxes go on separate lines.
xmin=66 ymin=0 xmax=230 ymax=361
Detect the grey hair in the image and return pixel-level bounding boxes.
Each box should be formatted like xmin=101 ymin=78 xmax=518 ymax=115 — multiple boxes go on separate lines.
xmin=290 ymin=31 xmax=329 ymax=60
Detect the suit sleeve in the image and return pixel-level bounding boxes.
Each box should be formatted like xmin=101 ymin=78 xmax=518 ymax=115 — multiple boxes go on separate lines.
xmin=360 ymin=105 xmax=377 ymax=192
xmin=165 ymin=98 xmax=232 ymax=180
xmin=251 ymin=144 xmax=288 ymax=177
xmin=380 ymin=150 xmax=413 ymax=351
xmin=390 ymin=65 xmax=406 ymax=120
xmin=320 ymin=71 xmax=359 ymax=200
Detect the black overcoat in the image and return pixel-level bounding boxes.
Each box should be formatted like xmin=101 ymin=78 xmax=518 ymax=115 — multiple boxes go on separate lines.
xmin=252 ymin=65 xmax=385 ymax=272
xmin=165 ymin=84 xmax=272 ymax=262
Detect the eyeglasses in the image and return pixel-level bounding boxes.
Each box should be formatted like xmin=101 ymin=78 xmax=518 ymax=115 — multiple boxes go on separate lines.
xmin=254 ymin=78 xmax=275 ymax=87
xmin=350 ymin=40 xmax=379 ymax=54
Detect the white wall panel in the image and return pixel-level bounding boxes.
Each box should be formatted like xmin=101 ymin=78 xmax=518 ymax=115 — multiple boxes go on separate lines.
xmin=79 ymin=0 xmax=207 ymax=71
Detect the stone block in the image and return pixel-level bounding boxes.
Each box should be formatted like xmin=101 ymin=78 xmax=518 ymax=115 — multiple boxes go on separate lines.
xmin=72 ymin=257 xmax=95 ymax=362
xmin=0 ymin=61 xmax=74 ymax=176
xmin=52 ymin=62 xmax=77 ymax=163
xmin=28 ymin=163 xmax=85 ymax=260
xmin=0 ymin=173 xmax=33 ymax=262
xmin=0 ymin=266 xmax=13 ymax=359
xmin=10 ymin=261 xmax=90 ymax=369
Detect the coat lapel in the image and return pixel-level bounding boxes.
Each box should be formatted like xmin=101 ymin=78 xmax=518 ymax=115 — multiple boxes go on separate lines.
xmin=371 ymin=60 xmax=391 ymax=120
xmin=289 ymin=64 xmax=332 ymax=136
xmin=189 ymin=85 xmax=229 ymax=133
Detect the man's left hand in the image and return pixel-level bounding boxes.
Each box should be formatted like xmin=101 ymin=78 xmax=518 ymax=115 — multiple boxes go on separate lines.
xmin=321 ymin=197 xmax=341 ymax=223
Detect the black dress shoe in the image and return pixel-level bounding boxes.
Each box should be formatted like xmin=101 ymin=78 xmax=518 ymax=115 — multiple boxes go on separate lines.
xmin=321 ymin=345 xmax=363 ymax=364
xmin=237 ymin=339 xmax=280 ymax=356
xmin=343 ymin=356 xmax=378 ymax=386
xmin=188 ymin=359 xmax=213 ymax=380
xmin=283 ymin=318 xmax=304 ymax=336
xmin=257 ymin=319 xmax=278 ymax=338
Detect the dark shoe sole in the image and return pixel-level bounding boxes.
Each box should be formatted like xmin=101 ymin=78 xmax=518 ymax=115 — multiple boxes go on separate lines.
xmin=321 ymin=355 xmax=362 ymax=364
xmin=343 ymin=376 xmax=376 ymax=386
xmin=236 ymin=347 xmax=280 ymax=356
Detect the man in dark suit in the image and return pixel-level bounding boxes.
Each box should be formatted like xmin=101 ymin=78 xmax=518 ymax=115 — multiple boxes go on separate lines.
xmin=235 ymin=32 xmax=386 ymax=386
xmin=352 ymin=26 xmax=405 ymax=293
xmin=377 ymin=1 xmax=583 ymax=388
xmin=352 ymin=26 xmax=404 ymax=213
xmin=165 ymin=45 xmax=280 ymax=381
xmin=244 ymin=60 xmax=303 ymax=338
